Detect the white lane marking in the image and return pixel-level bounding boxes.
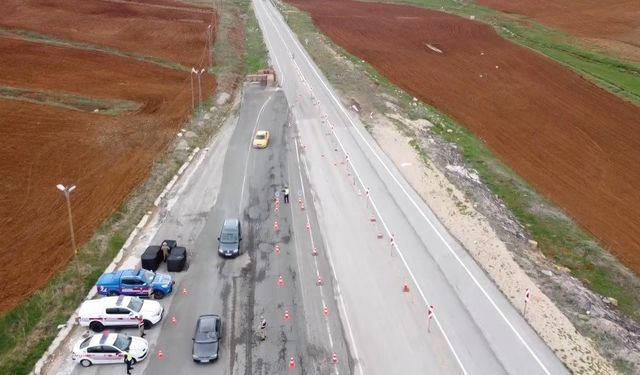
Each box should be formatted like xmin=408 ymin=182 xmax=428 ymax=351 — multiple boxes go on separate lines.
xmin=293 ymin=136 xmax=360 ymax=375
xmin=292 ymin=138 xmax=335 ymax=351
xmin=239 ymin=94 xmax=274 ymax=215
xmin=260 ymin=1 xmax=552 ymax=373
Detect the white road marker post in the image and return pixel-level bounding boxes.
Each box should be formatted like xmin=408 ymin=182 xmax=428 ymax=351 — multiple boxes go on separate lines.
xmin=427 ymin=305 xmax=435 ymax=332
xmin=523 ymin=288 xmax=531 ymax=318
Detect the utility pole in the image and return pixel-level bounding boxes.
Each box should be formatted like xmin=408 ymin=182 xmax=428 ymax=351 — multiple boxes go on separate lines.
xmin=56 ymin=184 xmax=79 ymax=275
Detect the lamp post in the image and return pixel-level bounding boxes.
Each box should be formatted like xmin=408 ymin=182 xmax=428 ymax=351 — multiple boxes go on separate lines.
xmin=56 ymin=183 xmax=79 ymax=274
xmin=195 ymin=68 xmax=206 ymax=109
xmin=207 ymin=25 xmax=213 ymax=69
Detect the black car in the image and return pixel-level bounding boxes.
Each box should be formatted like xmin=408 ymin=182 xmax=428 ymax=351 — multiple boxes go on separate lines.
xmin=192 ymin=314 xmax=221 ymax=363
xmin=217 ymin=219 xmax=242 ymax=257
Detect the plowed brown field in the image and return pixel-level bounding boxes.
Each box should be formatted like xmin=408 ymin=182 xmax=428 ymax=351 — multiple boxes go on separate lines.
xmin=288 ymin=0 xmax=640 ymax=273
xmin=0 ymin=0 xmax=214 ymax=67
xmin=475 ymin=0 xmax=640 ymax=62
xmin=0 ymin=1 xmax=215 ymax=312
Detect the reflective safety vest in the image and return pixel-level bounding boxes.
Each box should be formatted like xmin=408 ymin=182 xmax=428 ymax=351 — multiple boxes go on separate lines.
xmin=284 ymin=188 xmax=289 ymax=195
xmin=125 ymin=352 xmax=133 ymax=362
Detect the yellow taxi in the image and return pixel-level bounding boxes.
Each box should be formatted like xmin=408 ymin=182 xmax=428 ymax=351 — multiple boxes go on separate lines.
xmin=253 ymin=130 xmax=270 ymax=148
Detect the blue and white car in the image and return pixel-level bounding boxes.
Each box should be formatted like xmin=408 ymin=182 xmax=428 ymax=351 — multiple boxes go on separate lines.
xmin=96 ymin=268 xmax=174 ymax=299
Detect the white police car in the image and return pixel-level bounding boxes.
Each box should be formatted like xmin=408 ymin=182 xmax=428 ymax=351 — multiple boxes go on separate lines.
xmin=72 ymin=332 xmax=148 ymax=367
xmin=78 ymin=295 xmax=163 ymax=332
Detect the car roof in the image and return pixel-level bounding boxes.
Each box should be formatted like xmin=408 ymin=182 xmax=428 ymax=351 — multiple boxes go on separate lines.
xmin=88 ymin=332 xmax=118 ymax=347
xmin=81 ymin=296 xmax=133 ymax=311
xmin=197 ymin=315 xmax=220 ymax=330
xmin=255 ymin=130 xmax=268 ymax=136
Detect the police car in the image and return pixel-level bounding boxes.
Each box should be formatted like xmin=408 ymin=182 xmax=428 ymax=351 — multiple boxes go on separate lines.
xmin=72 ymin=331 xmax=148 ymax=367
xmin=78 ymin=296 xmax=163 ymax=332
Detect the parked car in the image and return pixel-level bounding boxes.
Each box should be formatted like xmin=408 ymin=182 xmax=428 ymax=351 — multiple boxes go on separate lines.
xmin=78 ymin=295 xmax=163 ymax=332
xmin=96 ymin=268 xmax=174 ymax=299
xmin=72 ymin=332 xmax=148 ymax=367
xmin=217 ymin=219 xmax=242 ymax=257
xmin=192 ymin=314 xmax=221 ymax=363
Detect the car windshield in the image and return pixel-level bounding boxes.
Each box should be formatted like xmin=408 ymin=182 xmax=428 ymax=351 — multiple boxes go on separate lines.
xmin=79 ymin=337 xmax=92 ymax=349
xmin=255 ymin=134 xmax=266 ymax=140
xmin=127 ymin=297 xmax=143 ymax=312
xmin=195 ymin=319 xmax=218 ymax=343
xmin=143 ymin=270 xmax=155 ymax=283
xmin=113 ymin=335 xmax=132 ymax=351
xmin=220 ymin=231 xmax=237 ymax=244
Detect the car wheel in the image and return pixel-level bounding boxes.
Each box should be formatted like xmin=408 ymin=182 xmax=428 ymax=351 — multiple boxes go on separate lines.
xmin=108 ymin=291 xmax=119 ymax=296
xmin=143 ymin=320 xmax=152 ymax=329
xmin=152 ymin=290 xmax=164 ymax=299
xmin=89 ymin=321 xmax=104 ymax=332
xmin=80 ymin=359 xmax=92 ymax=367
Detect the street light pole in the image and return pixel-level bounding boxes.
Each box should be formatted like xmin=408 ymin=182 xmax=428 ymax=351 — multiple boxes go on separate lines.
xmin=207 ymin=25 xmax=213 ymax=69
xmin=56 ymin=184 xmax=79 ymax=274
xmin=190 ymin=67 xmax=197 ymax=110
xmin=196 ymin=68 xmax=205 ymax=109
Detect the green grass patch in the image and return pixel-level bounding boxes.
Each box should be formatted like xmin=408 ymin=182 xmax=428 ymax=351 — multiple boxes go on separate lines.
xmin=244 ymin=3 xmax=268 ymax=74
xmin=0 ymin=86 xmax=141 ymax=115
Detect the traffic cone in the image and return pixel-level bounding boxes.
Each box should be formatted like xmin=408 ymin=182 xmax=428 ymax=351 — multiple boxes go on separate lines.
xmin=274 ymin=221 xmax=280 ymax=233
xmin=323 ymin=306 xmax=329 ymax=317
xmin=306 ymin=223 xmax=311 ymax=231
xmin=311 ymin=247 xmax=317 ymax=256
xmin=274 ymin=245 xmax=281 ymax=255
xmin=157 ymin=350 xmax=165 ymax=360
xmin=181 ymin=288 xmax=188 ymax=296
xmin=284 ymin=310 xmax=290 ymax=321
xmin=332 ymin=352 xmax=338 ymax=364
xmin=299 ymin=200 xmax=305 ymax=210
xmin=170 ymin=316 xmax=177 ymax=325
xmin=289 ymin=356 xmax=296 ymax=369
xmin=278 ymin=275 xmax=285 ymax=287
xmin=316 ymin=276 xmax=323 ymax=286
xmin=377 ymin=232 xmax=383 ymax=239
xmin=403 ymin=283 xmax=410 ymax=293
xmin=370 ymin=214 xmax=376 ymax=222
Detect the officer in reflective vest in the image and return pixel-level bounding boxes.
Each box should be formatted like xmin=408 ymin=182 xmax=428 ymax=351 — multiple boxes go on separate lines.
xmin=283 ymin=186 xmax=290 ymax=204
xmin=124 ymin=352 xmax=134 ymax=374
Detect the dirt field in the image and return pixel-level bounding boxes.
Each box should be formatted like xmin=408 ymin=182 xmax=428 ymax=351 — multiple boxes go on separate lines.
xmin=0 ymin=0 xmax=214 ymax=67
xmin=288 ymin=0 xmax=640 ymax=274
xmin=475 ymin=0 xmax=640 ymax=62
xmin=0 ymin=1 xmax=215 ymax=312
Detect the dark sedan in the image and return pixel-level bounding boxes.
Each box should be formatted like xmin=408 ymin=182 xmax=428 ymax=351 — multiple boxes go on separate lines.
xmin=192 ymin=314 xmax=221 ymax=363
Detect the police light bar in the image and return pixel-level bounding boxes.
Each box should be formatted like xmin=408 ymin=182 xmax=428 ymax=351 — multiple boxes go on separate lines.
xmin=99 ymin=330 xmax=110 ymax=344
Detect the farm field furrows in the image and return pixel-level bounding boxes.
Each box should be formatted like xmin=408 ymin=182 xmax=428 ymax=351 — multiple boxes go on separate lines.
xmin=0 ymin=0 xmax=215 ymax=312
xmin=288 ymin=0 xmax=640 ymax=274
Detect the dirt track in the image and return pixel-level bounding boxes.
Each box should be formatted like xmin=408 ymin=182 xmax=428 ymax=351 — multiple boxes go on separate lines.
xmin=0 ymin=0 xmax=215 ymax=312
xmin=476 ymin=0 xmax=640 ymax=62
xmin=288 ymin=0 xmax=640 ymax=274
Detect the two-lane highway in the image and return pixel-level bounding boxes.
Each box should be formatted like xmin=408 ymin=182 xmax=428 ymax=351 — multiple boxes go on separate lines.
xmin=253 ymin=0 xmax=569 ymax=374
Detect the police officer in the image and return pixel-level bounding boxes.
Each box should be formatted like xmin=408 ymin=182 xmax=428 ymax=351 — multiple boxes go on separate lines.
xmin=259 ymin=316 xmax=267 ymax=340
xmin=138 ymin=318 xmax=145 ymax=338
xmin=160 ymin=241 xmax=170 ymax=262
xmin=283 ymin=186 xmax=290 ymax=204
xmin=124 ymin=352 xmax=134 ymax=374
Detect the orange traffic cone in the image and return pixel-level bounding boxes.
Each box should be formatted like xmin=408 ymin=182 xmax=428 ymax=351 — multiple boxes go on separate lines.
xmin=403 ymin=283 xmax=410 ymax=293
xmin=284 ymin=310 xmax=290 ymax=321
xmin=289 ymin=356 xmax=296 ymax=369
xmin=157 ymin=350 xmax=165 ymax=360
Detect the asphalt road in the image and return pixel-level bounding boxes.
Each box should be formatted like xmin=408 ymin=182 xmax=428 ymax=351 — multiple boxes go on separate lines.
xmin=51 ymin=84 xmax=351 ymax=375
xmin=253 ymin=0 xmax=570 ymax=374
